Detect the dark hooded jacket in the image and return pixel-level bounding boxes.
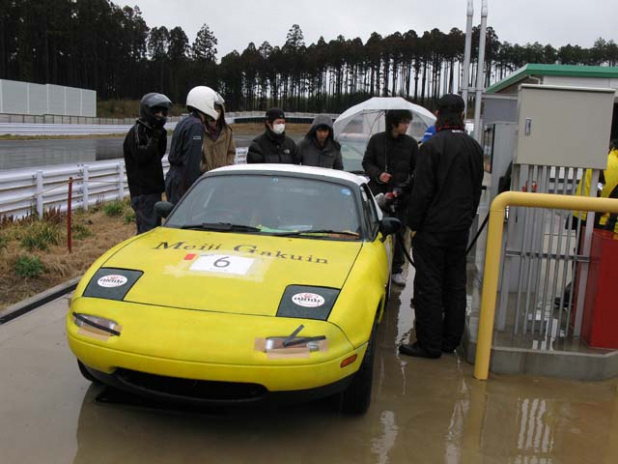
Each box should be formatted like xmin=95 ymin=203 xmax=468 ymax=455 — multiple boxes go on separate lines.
xmin=297 ymin=115 xmax=343 ymax=169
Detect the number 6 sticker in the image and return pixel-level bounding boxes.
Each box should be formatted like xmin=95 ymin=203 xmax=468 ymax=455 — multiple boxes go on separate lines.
xmin=190 ymin=254 xmax=255 ymax=275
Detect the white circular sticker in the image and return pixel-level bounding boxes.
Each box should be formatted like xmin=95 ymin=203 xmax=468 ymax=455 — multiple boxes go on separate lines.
xmin=291 ymin=292 xmax=325 ymax=308
xmin=97 ymin=274 xmax=128 ymax=288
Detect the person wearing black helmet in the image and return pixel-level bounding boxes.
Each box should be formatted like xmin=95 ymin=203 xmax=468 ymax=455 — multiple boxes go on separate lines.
xmin=362 ymin=109 xmax=419 ymax=286
xmin=399 ymin=94 xmax=483 ymax=359
xmin=123 ymin=92 xmax=171 ymax=234
xmin=247 ymin=108 xmax=298 ymax=164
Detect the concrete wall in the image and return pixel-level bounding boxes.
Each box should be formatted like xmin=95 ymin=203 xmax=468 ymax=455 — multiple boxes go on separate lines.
xmin=0 ymin=79 xmax=97 ymax=117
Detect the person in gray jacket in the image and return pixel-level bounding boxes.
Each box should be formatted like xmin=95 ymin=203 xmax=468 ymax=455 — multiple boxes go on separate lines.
xmin=297 ymin=115 xmax=343 ymax=170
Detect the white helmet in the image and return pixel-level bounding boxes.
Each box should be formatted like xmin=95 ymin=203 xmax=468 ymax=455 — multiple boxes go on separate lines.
xmin=186 ymin=86 xmax=224 ymax=120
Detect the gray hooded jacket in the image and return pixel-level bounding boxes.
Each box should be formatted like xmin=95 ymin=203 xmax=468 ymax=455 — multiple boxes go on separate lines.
xmin=297 ymin=115 xmax=343 ymax=170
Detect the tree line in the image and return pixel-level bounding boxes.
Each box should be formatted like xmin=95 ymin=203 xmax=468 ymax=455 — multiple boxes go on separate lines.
xmin=1 ymin=0 xmax=617 ymax=113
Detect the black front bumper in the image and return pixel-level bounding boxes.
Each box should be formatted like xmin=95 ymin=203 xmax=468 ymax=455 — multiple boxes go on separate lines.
xmin=83 ymin=364 xmax=354 ymax=408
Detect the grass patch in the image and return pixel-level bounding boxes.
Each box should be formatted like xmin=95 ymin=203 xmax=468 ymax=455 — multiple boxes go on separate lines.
xmin=97 ymin=99 xmax=184 ymax=118
xmin=20 ymin=222 xmax=62 ymax=251
xmin=0 ymin=203 xmax=135 ymax=311
xmin=71 ymin=222 xmax=93 ymax=240
xmin=103 ymin=200 xmax=125 ymax=217
xmin=14 ymin=255 xmax=44 ymax=278
xmin=124 ymin=210 xmax=136 ymax=225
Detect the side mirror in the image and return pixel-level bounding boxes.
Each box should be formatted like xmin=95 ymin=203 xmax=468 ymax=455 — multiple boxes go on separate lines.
xmin=155 ymin=201 xmax=174 ymax=219
xmin=379 ymin=217 xmax=401 ymax=242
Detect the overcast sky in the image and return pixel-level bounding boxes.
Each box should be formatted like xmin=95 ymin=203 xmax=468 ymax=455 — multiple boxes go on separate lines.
xmin=126 ymin=0 xmax=617 ymax=59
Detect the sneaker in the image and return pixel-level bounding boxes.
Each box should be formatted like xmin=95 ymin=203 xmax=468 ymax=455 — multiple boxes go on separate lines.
xmin=392 ymin=272 xmax=406 ymax=286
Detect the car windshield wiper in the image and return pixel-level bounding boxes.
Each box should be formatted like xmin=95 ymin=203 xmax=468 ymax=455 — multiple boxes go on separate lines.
xmin=180 ymin=222 xmax=261 ymax=232
xmin=273 ymin=229 xmax=360 ymax=237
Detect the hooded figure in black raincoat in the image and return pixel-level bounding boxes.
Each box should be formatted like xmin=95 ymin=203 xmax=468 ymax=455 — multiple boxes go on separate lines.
xmin=297 ymin=115 xmax=343 ymax=170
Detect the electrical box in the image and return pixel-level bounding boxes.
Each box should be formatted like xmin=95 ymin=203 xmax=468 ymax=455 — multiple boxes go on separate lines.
xmin=514 ymin=85 xmax=615 ymax=169
xmin=483 ymin=122 xmax=517 ymax=200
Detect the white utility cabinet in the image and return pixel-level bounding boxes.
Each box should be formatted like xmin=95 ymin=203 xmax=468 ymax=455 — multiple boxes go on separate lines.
xmin=514 ymin=84 xmax=615 ymax=169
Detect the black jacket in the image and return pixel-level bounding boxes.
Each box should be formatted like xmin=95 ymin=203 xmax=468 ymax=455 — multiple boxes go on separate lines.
xmin=362 ymin=131 xmax=418 ymax=198
xmin=165 ymin=113 xmax=204 ymax=204
xmin=407 ymin=128 xmax=484 ymax=233
xmin=123 ymin=121 xmax=167 ymax=197
xmin=297 ymin=115 xmax=343 ymax=169
xmin=247 ymin=129 xmax=298 ymax=164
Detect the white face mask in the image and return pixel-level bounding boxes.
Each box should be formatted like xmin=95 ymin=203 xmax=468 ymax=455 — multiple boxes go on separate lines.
xmin=272 ymin=123 xmax=285 ymax=135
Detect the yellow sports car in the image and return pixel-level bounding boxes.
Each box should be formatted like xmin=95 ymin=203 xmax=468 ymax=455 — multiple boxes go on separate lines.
xmin=67 ymin=164 xmax=400 ymax=414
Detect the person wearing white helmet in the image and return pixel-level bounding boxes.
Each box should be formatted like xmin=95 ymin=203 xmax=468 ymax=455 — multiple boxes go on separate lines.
xmin=123 ymin=92 xmax=171 ymax=233
xmin=200 ymin=90 xmax=236 ymax=175
xmin=165 ymin=86 xmax=228 ymax=204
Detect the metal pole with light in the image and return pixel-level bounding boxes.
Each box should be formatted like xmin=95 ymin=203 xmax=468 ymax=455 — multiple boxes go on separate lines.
xmin=473 ymin=0 xmax=488 ymax=142
xmin=461 ymin=0 xmax=474 ymax=117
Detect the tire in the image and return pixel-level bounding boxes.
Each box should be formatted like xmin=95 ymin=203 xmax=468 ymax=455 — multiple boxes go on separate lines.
xmin=337 ymin=321 xmax=377 ymax=415
xmin=384 ymin=273 xmax=392 ymax=307
xmin=77 ymin=360 xmax=99 ymax=383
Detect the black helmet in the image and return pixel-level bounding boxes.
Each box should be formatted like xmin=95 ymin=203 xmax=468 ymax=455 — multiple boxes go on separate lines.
xmin=139 ymin=93 xmax=172 ymax=129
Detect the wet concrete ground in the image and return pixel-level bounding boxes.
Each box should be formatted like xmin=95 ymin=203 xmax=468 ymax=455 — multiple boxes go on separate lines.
xmin=1 ymin=275 xmax=617 ymax=464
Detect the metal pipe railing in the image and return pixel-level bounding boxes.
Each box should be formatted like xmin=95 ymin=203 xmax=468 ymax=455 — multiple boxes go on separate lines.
xmin=475 ymin=191 xmax=618 ymax=380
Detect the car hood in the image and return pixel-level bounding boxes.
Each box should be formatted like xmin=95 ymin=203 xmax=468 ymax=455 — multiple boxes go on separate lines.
xmin=94 ymin=227 xmax=362 ymax=316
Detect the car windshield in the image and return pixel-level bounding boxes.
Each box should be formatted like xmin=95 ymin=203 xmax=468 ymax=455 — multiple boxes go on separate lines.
xmin=165 ymin=174 xmax=361 ymax=240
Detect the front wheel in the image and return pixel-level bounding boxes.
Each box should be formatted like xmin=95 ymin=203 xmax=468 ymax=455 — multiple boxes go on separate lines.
xmin=336 ymin=322 xmax=377 ymax=414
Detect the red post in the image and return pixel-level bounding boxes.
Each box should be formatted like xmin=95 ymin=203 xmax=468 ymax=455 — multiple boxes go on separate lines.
xmin=67 ymin=177 xmax=73 ymax=253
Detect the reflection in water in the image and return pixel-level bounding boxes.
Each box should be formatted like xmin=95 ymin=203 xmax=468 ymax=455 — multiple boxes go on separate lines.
xmin=445 ymin=379 xmax=471 ymax=463
xmin=371 ymin=411 xmax=398 ymax=464
xmin=515 ymin=398 xmax=554 ymax=464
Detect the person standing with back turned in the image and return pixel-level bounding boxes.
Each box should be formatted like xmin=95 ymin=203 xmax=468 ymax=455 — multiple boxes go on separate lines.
xmin=399 ymin=94 xmax=483 ymax=359
xmin=165 ymin=86 xmax=224 ymax=204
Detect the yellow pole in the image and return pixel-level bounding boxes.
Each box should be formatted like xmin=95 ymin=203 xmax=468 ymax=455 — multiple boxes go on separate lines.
xmin=474 ymin=192 xmax=618 ymax=380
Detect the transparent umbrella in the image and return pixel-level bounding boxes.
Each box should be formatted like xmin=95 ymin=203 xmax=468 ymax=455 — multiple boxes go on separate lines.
xmin=334 ymin=97 xmax=436 ymax=173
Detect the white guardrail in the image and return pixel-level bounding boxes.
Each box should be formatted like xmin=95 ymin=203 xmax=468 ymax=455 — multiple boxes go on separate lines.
xmin=0 ymin=147 xmax=248 ymax=220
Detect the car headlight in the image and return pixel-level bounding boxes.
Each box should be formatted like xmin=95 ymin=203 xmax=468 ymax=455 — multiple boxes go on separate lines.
xmin=72 ymin=312 xmax=121 ymax=337
xmin=276 ymin=285 xmax=340 ymax=321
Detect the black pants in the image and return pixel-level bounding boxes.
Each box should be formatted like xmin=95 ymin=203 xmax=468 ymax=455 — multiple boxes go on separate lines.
xmin=131 ymin=193 xmax=161 ymax=234
xmin=412 ymin=229 xmax=469 ymax=356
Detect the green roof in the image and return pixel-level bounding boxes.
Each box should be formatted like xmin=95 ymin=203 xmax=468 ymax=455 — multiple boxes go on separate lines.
xmin=486 ymin=64 xmax=618 ymax=94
